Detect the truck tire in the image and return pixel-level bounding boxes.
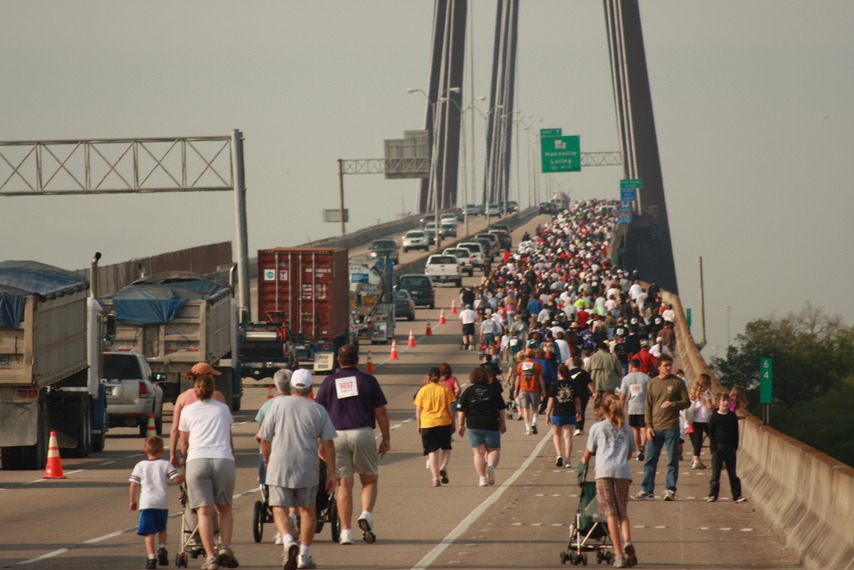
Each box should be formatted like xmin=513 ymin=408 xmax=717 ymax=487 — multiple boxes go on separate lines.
xmin=67 ymin=397 xmax=92 ymax=458
xmin=18 ymin=401 xmax=49 ymax=471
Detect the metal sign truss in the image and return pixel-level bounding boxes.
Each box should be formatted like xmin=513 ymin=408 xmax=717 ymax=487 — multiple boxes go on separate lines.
xmin=580 ymin=151 xmax=623 ymax=167
xmin=340 ymin=157 xmax=431 ymax=177
xmin=0 ymin=136 xmax=234 ymax=196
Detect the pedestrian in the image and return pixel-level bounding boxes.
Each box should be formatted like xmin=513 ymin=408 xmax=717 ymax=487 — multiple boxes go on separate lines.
xmin=515 ymin=350 xmax=547 ymax=435
xmin=707 ymin=392 xmax=746 ymax=503
xmin=729 ymin=386 xmax=748 ymax=416
xmin=580 ymin=394 xmax=638 ymax=568
xmin=618 ymin=359 xmax=650 ymax=462
xmin=566 ymin=355 xmax=593 ymax=436
xmin=688 ymin=373 xmax=715 ymax=470
xmin=634 ymin=354 xmax=690 ymax=502
xmin=178 ymin=374 xmax=239 ymax=570
xmin=129 ymin=436 xmax=184 ymax=569
xmin=457 ymin=367 xmax=507 ymax=487
xmin=314 ymin=344 xmax=390 ymax=545
xmin=254 ymin=369 xmax=294 ymax=546
xmin=586 ymin=341 xmax=623 ymax=419
xmin=169 ymin=362 xmax=227 ymax=468
xmin=545 ymin=364 xmax=582 ymax=468
xmin=459 ymin=303 xmax=477 ymax=350
xmin=414 ymin=366 xmax=456 ymax=487
xmin=258 ymin=369 xmax=337 ymax=570
xmin=439 ymin=362 xmax=462 ymax=408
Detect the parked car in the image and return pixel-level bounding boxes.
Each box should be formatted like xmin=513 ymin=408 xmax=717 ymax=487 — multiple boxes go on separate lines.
xmin=457 ymin=241 xmax=485 ymax=267
xmin=486 ymin=203 xmax=502 ymax=217
xmin=443 ymin=207 xmax=464 ymax=221
xmin=475 ymin=232 xmax=500 ymax=252
xmin=440 ymin=213 xmax=458 ymax=225
xmin=369 ymin=238 xmax=399 ymax=264
xmin=397 ymin=274 xmax=435 ymax=309
xmin=507 ymin=200 xmax=519 ymax=213
xmin=393 ymin=290 xmax=416 ymax=321
xmin=419 ymin=213 xmax=436 ymax=226
xmin=443 ymin=247 xmax=475 ymax=276
xmin=491 ymin=223 xmax=510 ymax=233
xmin=425 ymin=254 xmax=463 ymax=286
xmin=403 ymin=230 xmax=430 ymax=252
xmin=465 ymin=204 xmax=483 ymax=217
xmin=102 ymin=351 xmax=164 ymax=437
xmin=488 ymin=228 xmax=512 ymax=250
xmin=539 ymin=202 xmax=554 ymax=214
xmin=423 ymin=229 xmax=437 ymax=245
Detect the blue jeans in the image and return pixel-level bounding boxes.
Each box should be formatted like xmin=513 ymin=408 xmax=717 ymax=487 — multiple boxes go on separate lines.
xmin=641 ymin=428 xmax=680 ymax=493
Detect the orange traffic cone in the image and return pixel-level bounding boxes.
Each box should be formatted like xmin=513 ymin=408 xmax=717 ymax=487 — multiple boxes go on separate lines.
xmin=439 ymin=308 xmax=447 ymax=325
xmin=366 ymin=351 xmax=375 ymax=372
xmin=408 ymin=329 xmax=417 ymax=348
xmin=425 ymin=322 xmax=433 ymax=336
xmin=42 ymin=431 xmax=66 ymax=479
xmin=389 ymin=339 xmax=400 ymax=360
xmin=450 ymin=300 xmax=458 ymax=314
xmin=267 ymin=385 xmax=276 ymax=399
xmin=146 ymin=414 xmax=157 ymax=438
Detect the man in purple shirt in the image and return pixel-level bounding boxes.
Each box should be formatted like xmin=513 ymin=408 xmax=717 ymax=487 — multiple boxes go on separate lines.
xmin=315 ymin=344 xmax=390 ymax=546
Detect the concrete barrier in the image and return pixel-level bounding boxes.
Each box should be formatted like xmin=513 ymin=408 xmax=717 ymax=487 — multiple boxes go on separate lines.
xmin=663 ymin=290 xmax=854 ymax=570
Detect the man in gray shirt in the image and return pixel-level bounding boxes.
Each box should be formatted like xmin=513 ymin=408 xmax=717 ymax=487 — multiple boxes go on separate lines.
xmin=259 ymin=369 xmax=337 ymax=570
xmin=586 ymin=341 xmax=623 ymax=419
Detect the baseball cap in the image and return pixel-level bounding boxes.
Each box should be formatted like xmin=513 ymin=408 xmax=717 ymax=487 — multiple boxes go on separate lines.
xmin=290 ymin=368 xmax=313 ymax=389
xmin=189 ymin=362 xmax=221 ymax=376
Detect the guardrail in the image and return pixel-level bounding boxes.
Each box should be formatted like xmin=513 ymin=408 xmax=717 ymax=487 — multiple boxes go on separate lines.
xmin=663 ymin=290 xmax=854 ymax=570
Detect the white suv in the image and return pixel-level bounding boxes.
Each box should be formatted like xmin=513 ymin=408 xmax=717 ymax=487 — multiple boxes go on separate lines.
xmin=443 ymin=247 xmax=475 ymax=276
xmin=402 ymin=230 xmax=430 ymax=252
xmin=457 ymin=242 xmax=485 ymax=267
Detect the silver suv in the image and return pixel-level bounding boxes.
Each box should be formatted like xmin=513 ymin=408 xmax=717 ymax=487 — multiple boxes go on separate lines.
xmin=102 ymin=351 xmax=164 ymax=437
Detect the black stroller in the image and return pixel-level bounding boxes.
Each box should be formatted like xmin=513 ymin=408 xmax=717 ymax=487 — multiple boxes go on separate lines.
xmin=560 ymin=463 xmax=614 ymax=566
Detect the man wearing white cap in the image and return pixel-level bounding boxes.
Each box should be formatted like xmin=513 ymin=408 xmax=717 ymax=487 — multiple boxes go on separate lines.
xmin=258 ymin=368 xmax=337 ymax=570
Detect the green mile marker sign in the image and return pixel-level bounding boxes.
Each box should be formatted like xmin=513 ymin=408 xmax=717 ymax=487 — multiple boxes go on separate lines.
xmin=541 ymin=134 xmax=580 ymax=173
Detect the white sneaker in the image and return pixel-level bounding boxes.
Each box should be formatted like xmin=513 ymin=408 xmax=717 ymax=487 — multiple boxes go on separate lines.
xmin=486 ymin=464 xmax=496 ymax=485
xmin=573 ymin=428 xmax=582 ymax=436
xmin=297 ymin=554 xmax=317 ymax=569
xmin=273 ymin=533 xmax=283 ymax=545
xmin=339 ymin=528 xmax=354 ymax=545
xmin=663 ymin=489 xmax=676 ymax=501
xmin=358 ymin=512 xmax=376 ymax=543
xmin=479 ymin=476 xmax=489 ymax=487
xmin=524 ymin=426 xmax=531 ymax=435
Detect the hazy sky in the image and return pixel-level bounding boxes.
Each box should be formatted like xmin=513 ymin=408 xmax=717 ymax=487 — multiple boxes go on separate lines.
xmin=2 ymin=1 xmax=852 ymax=356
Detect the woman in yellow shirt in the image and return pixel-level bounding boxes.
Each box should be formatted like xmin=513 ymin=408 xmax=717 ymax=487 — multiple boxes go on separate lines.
xmin=414 ymin=367 xmax=456 ymax=487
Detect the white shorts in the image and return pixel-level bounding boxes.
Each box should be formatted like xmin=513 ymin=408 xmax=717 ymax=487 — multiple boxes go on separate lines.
xmin=334 ymin=427 xmax=379 ymax=478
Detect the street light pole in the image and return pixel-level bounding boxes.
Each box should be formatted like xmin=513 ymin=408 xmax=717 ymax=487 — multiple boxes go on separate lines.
xmin=723 ymin=305 xmax=733 ymax=349
xmin=407 ymin=86 xmax=460 ymax=251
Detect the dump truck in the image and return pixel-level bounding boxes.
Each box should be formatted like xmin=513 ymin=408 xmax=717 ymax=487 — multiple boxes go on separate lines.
xmin=99 ymin=271 xmax=242 ymax=411
xmin=0 ymin=258 xmax=109 ymax=470
xmin=255 ymin=247 xmax=354 ymax=373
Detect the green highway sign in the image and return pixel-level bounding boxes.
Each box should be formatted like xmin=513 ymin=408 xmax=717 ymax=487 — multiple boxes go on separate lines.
xmin=540 ymin=128 xmax=562 ymax=137
xmin=686 ymin=308 xmax=692 ymax=327
xmin=620 ymin=178 xmax=642 ymax=189
xmin=760 ymin=358 xmax=773 ymax=404
xmin=541 ymin=135 xmax=580 ymax=173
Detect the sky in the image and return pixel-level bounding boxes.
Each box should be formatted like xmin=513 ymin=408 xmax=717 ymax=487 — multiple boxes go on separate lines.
xmin=2 ymin=0 xmax=852 ymax=357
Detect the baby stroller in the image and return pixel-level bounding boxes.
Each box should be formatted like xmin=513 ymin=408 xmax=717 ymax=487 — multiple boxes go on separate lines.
xmin=560 ymin=464 xmax=614 ymax=566
xmin=175 ymin=483 xmax=219 ymax=568
xmin=252 ymin=460 xmax=340 ymax=543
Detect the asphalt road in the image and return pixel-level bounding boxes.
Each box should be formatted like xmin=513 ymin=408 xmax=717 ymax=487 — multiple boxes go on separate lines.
xmin=0 ymin=215 xmax=799 ymax=570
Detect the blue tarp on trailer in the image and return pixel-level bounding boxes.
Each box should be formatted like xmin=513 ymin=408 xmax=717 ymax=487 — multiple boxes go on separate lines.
xmin=0 ymin=261 xmax=89 ymax=328
xmin=103 ymin=271 xmax=231 ymax=325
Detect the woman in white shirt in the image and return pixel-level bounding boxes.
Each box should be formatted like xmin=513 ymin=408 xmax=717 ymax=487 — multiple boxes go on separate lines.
xmin=688 ymin=373 xmax=715 ymax=470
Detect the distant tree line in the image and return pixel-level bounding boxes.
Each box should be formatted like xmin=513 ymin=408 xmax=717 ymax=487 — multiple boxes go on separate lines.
xmin=710 ymin=302 xmax=854 ymax=467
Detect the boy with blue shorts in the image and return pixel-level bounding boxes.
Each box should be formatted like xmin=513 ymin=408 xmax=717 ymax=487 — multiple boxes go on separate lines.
xmin=130 ymin=436 xmax=184 ymax=569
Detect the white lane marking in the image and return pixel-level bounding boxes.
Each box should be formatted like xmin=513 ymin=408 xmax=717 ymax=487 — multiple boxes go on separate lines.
xmin=411 ymin=432 xmax=551 ymax=569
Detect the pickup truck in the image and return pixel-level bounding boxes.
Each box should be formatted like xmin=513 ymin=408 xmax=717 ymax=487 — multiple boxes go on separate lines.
xmin=102 ymin=351 xmax=164 ymax=437
xmin=457 ymin=242 xmax=485 ymax=267
xmin=424 ymin=254 xmax=463 ymax=286
xmin=402 ymin=230 xmax=430 ymax=252
xmin=443 ymin=247 xmax=475 ymax=276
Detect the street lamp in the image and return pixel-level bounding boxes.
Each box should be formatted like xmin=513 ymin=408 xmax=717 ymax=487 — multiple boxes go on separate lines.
xmin=723 ymin=305 xmax=733 ymax=349
xmin=443 ymin=95 xmax=486 ymax=236
xmin=406 ymin=86 xmax=460 ymax=250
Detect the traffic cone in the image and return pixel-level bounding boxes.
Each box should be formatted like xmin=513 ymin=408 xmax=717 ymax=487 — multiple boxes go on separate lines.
xmin=366 ymin=351 xmax=375 ymax=372
xmin=450 ymin=300 xmax=458 ymax=314
xmin=267 ymin=385 xmax=276 ymax=399
xmin=439 ymin=308 xmax=447 ymax=325
xmin=146 ymin=414 xmax=157 ymax=438
xmin=425 ymin=322 xmax=433 ymax=336
xmin=408 ymin=329 xmax=417 ymax=348
xmin=389 ymin=339 xmax=400 ymax=360
xmin=42 ymin=431 xmax=66 ymax=479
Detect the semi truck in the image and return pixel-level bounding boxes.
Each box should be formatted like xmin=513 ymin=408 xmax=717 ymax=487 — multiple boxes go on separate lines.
xmin=254 ymin=247 xmax=354 ymax=373
xmin=238 ymin=312 xmax=297 ymax=381
xmin=0 ymin=257 xmax=109 ymax=470
xmin=99 ymin=271 xmax=242 ymax=411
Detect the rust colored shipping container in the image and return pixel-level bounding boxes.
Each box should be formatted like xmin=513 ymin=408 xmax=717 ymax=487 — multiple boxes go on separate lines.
xmin=256 ymin=247 xmax=350 ymax=341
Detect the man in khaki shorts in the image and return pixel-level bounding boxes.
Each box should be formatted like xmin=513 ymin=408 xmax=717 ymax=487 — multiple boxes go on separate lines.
xmin=314 ymin=345 xmax=390 ymax=545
